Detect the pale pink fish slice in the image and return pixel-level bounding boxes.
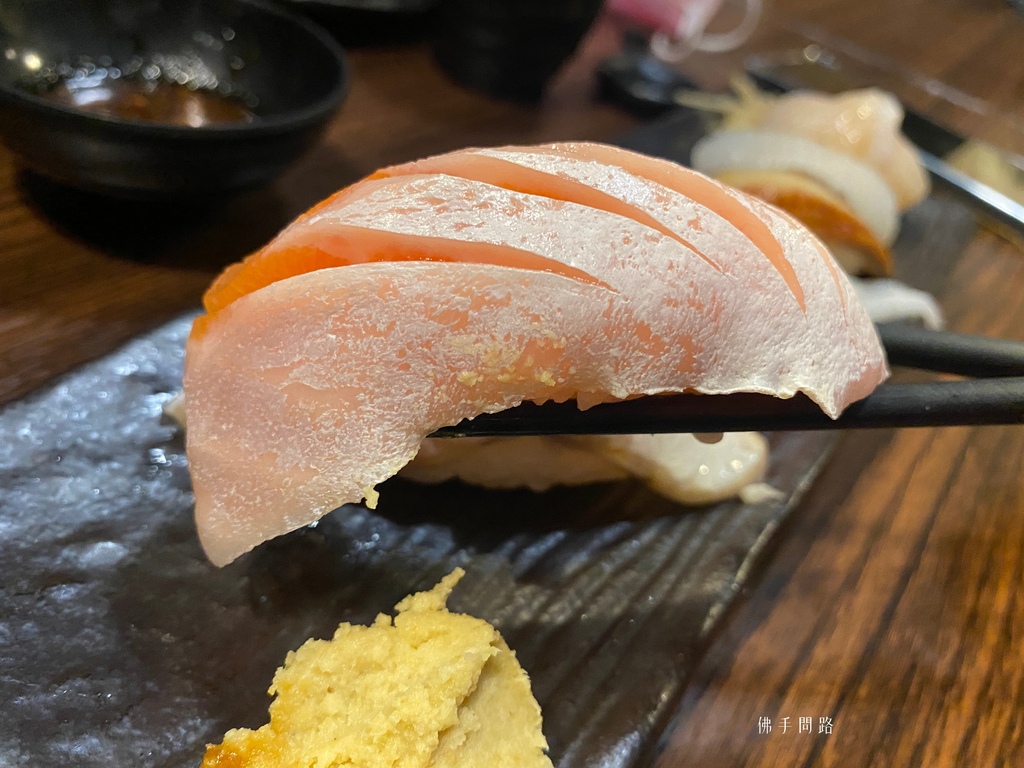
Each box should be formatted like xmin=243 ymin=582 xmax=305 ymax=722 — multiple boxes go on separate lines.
xmin=370 ymin=141 xmax=886 ymax=403
xmin=372 ymin=141 xmax=810 ymax=310
xmin=186 ymin=262 xmax=621 ymax=565
xmin=281 ymin=171 xmax=884 ymax=414
xmin=185 ymin=144 xmax=888 ymax=565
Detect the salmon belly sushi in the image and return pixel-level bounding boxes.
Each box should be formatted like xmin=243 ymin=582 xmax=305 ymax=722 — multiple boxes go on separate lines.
xmin=184 ymin=142 xmax=887 ymax=566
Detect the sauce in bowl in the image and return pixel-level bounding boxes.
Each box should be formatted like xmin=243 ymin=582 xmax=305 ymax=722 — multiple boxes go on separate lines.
xmin=41 ymin=77 xmax=256 ymax=127
xmin=19 ymin=53 xmax=259 ymax=127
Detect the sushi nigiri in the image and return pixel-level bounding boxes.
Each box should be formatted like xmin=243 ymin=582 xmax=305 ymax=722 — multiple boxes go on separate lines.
xmin=683 ymin=76 xmax=930 ymax=277
xmin=183 ymin=142 xmax=887 ymax=566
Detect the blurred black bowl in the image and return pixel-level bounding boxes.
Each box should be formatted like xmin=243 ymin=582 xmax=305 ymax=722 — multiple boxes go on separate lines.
xmin=278 ymin=0 xmax=439 ymax=47
xmin=0 ymin=0 xmax=348 ymax=199
xmin=433 ymin=0 xmax=604 ymax=103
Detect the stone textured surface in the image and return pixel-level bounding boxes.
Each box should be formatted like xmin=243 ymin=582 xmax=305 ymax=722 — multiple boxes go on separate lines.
xmin=0 ymin=313 xmax=835 ymax=768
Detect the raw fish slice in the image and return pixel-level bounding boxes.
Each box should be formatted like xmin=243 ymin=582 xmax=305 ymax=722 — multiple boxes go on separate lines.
xmin=373 ymin=142 xmax=807 ymax=309
xmin=756 ymin=89 xmax=930 ymax=211
xmin=187 ymin=256 xmax=877 ymax=565
xmin=279 ymin=168 xmax=882 ymax=414
xmin=371 ymin=142 xmax=872 ymax=330
xmin=199 ymin=177 xmax=604 ymax=321
xmin=203 ymin=141 xmax=867 ymax=367
xmin=187 ymin=262 xmax=619 ymax=565
xmin=185 ymin=143 xmax=888 ymax=565
xmin=480 ymin=141 xmax=889 ymax=288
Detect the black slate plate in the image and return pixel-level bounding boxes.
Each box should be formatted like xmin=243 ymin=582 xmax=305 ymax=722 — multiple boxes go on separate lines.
xmin=0 ymin=112 xmax=976 ymax=767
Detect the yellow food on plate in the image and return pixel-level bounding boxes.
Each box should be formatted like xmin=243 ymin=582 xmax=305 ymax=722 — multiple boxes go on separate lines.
xmin=201 ymin=569 xmax=551 ymax=768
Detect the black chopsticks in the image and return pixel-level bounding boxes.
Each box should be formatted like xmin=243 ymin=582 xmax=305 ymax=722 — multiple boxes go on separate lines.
xmin=431 ymin=324 xmax=1024 ymax=437
xmin=876 ymin=323 xmax=1024 ymax=378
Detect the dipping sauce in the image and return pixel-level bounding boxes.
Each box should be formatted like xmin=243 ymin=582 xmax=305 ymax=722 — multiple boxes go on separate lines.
xmin=40 ymin=77 xmax=256 ymax=127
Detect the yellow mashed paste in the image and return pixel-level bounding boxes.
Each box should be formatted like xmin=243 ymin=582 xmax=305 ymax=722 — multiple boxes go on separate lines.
xmin=201 ymin=569 xmax=552 ymax=768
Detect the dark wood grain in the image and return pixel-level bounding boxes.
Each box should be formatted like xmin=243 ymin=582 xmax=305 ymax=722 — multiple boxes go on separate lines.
xmin=2 ymin=2 xmax=1023 ymax=766
xmin=653 ymin=233 xmax=1024 ymax=768
xmin=648 ymin=3 xmax=1024 ymax=765
xmin=682 ymin=0 xmax=1024 ymax=152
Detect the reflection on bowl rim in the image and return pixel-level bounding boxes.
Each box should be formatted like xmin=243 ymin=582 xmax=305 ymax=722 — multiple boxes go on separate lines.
xmin=0 ymin=0 xmax=349 ymax=137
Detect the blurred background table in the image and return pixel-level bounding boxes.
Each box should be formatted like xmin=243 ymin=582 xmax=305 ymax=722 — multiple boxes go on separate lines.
xmin=1 ymin=0 xmax=1022 ymax=765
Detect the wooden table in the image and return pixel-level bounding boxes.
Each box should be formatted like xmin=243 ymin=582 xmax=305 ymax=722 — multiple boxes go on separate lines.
xmin=2 ymin=2 xmax=1022 ymax=766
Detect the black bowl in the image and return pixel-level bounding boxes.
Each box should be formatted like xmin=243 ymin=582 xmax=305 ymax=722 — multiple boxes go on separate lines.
xmin=0 ymin=0 xmax=348 ymax=199
xmin=433 ymin=0 xmax=604 ymax=103
xmin=279 ymin=0 xmax=439 ymax=47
